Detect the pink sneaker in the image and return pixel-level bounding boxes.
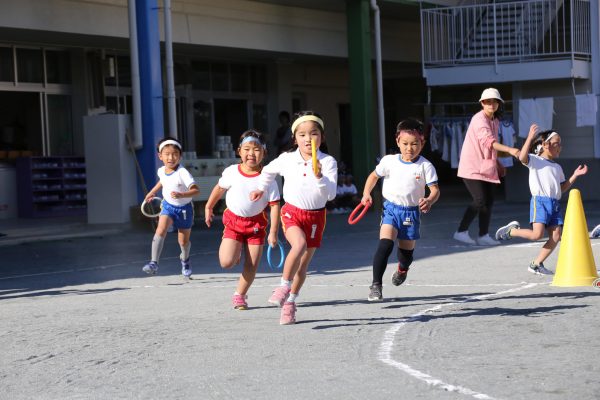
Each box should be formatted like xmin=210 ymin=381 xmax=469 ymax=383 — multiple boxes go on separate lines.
xmin=232 ymin=294 xmax=248 ymax=310
xmin=280 ymin=301 xmax=296 ymax=325
xmin=268 ymin=286 xmax=290 ymax=307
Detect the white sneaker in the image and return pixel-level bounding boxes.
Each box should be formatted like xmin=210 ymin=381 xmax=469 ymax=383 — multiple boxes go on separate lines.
xmin=453 ymin=231 xmax=476 ymax=245
xmin=476 ymin=234 xmax=500 ymax=246
xmin=591 ymin=224 xmax=600 ymax=238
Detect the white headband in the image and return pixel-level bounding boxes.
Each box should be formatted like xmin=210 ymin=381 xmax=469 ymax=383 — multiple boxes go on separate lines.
xmin=291 ymin=115 xmax=324 ymax=134
xmin=544 ymin=131 xmax=559 ymax=142
xmin=535 ymin=131 xmax=559 ymax=155
xmin=158 ymin=139 xmax=182 ymax=152
xmin=240 ymin=136 xmax=266 ymax=149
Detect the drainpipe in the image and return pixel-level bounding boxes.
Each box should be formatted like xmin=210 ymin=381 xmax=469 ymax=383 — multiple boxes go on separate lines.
xmin=127 ymin=0 xmax=143 ymax=149
xmin=370 ymin=0 xmax=386 ymax=158
xmin=163 ymin=0 xmax=178 ymax=139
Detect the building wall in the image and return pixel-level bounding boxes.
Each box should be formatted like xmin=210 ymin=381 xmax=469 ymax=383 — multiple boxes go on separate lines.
xmin=515 ymin=79 xmax=595 ymax=159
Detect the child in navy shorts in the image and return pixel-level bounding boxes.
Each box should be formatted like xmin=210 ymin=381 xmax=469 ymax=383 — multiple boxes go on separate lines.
xmin=142 ymin=138 xmax=199 ymax=278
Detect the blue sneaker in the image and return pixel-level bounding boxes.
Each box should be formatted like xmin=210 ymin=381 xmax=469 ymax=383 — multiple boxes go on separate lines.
xmin=181 ymin=258 xmax=192 ymax=278
xmin=591 ymin=224 xmax=600 ymax=238
xmin=495 ymin=221 xmax=520 ymax=241
xmin=528 ymin=261 xmax=553 ymax=275
xmin=142 ymin=261 xmax=159 ymax=275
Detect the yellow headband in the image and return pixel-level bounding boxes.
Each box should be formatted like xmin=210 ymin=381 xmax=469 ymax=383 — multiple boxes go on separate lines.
xmin=291 ymin=115 xmax=324 ymax=134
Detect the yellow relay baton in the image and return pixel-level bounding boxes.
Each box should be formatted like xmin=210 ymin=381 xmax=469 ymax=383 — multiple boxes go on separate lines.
xmin=311 ymin=139 xmax=319 ymax=175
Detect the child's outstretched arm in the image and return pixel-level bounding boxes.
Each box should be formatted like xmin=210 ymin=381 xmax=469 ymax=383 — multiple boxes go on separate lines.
xmin=145 ymin=182 xmax=162 ymax=203
xmin=419 ymin=184 xmax=440 ymax=213
xmin=204 ymin=184 xmax=227 ymax=227
xmin=250 ymin=156 xmax=284 ymax=202
xmin=561 ymin=164 xmax=588 ymax=193
xmin=267 ymin=202 xmax=281 ymax=247
xmin=361 ymin=171 xmax=380 ymax=205
xmin=519 ymin=124 xmax=539 ymax=165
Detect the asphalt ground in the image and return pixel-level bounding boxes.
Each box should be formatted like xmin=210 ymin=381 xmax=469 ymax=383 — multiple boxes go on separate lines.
xmin=1 ymin=199 xmax=600 ymax=400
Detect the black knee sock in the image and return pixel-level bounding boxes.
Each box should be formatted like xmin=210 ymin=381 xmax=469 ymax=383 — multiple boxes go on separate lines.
xmin=397 ymin=248 xmax=414 ymax=271
xmin=372 ymin=239 xmax=394 ymax=284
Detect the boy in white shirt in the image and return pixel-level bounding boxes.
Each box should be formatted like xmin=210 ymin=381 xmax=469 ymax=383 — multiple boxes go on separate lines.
xmin=142 ymin=138 xmax=199 ymax=278
xmin=361 ymin=118 xmax=440 ymax=301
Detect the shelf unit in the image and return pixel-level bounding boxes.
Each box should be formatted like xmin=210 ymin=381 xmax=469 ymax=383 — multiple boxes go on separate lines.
xmin=16 ymin=156 xmax=87 ymax=217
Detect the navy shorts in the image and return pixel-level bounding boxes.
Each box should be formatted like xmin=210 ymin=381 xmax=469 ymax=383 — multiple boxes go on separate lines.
xmin=161 ymin=200 xmax=194 ymax=230
xmin=530 ymin=195 xmax=563 ymax=227
xmin=380 ymin=201 xmax=420 ymax=240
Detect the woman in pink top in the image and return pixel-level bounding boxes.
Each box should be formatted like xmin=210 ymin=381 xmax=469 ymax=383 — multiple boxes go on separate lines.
xmin=453 ymin=88 xmax=521 ymax=246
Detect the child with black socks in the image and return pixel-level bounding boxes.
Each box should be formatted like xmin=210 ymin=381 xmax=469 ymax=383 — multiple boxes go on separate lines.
xmin=360 ymin=118 xmax=440 ymax=301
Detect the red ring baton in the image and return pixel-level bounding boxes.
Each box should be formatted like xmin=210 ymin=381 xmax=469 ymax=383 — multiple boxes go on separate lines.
xmin=348 ymin=202 xmax=371 ymax=225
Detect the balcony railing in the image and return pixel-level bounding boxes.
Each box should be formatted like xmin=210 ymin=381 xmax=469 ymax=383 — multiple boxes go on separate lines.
xmin=420 ymin=0 xmax=591 ymax=68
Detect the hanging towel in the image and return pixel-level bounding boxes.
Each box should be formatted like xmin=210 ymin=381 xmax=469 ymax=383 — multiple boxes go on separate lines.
xmin=575 ymin=94 xmax=597 ymax=127
xmin=498 ymin=120 xmax=515 ymax=167
xmin=518 ymin=98 xmax=554 ymax=137
xmin=429 ymin=124 xmax=439 ymax=152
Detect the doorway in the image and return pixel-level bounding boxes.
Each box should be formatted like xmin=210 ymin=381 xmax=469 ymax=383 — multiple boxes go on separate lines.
xmin=214 ymin=98 xmax=248 ymax=148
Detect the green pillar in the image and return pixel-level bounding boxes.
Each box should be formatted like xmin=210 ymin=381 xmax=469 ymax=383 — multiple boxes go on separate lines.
xmin=346 ymin=0 xmax=375 ymax=189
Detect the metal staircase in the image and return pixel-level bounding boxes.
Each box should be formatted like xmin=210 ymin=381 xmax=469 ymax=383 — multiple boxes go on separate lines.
xmin=420 ymin=0 xmax=591 ymax=85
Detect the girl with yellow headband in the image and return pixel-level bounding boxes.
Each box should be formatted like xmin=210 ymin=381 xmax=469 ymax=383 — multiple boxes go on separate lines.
xmin=249 ymin=111 xmax=338 ymax=325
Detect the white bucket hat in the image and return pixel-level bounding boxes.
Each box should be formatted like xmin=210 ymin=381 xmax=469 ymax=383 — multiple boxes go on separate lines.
xmin=479 ymin=88 xmax=504 ymax=103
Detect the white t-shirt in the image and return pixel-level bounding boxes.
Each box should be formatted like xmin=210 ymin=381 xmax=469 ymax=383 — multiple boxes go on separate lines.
xmin=375 ymin=155 xmax=438 ymax=207
xmin=526 ymin=154 xmax=565 ymax=200
xmin=218 ymin=164 xmax=280 ymax=217
xmin=158 ymin=165 xmax=196 ymax=206
xmin=258 ymin=148 xmax=337 ymax=210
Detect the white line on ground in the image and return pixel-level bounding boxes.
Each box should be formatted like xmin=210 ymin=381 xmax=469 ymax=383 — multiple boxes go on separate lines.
xmin=378 ymin=282 xmax=540 ymax=400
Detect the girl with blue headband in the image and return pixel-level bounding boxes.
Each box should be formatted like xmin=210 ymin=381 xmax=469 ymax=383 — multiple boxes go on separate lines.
xmin=205 ymin=130 xmax=281 ymax=310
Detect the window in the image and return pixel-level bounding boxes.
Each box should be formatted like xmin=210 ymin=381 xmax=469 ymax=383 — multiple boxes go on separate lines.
xmin=191 ymin=61 xmax=210 ymax=90
xmin=0 ymin=47 xmax=14 ymax=82
xmin=250 ymin=65 xmax=267 ymax=93
xmin=45 ymin=50 xmax=71 ymax=84
xmin=211 ymin=63 xmax=228 ymax=92
xmin=17 ymin=48 xmax=43 ymax=83
xmin=230 ymin=64 xmax=248 ymax=92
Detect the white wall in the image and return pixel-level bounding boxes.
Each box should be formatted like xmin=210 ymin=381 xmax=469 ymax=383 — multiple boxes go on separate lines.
xmin=0 ymin=0 xmax=420 ymax=63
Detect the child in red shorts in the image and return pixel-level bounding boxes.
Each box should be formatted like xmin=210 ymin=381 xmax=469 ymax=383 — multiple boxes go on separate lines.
xmin=205 ymin=130 xmax=280 ymax=310
xmin=250 ymin=111 xmax=338 ymax=324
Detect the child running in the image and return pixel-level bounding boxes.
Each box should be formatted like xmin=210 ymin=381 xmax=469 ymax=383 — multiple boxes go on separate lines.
xmin=495 ymin=125 xmax=588 ymax=274
xmin=249 ymin=111 xmax=338 ymax=325
xmin=361 ymin=118 xmax=440 ymax=301
xmin=204 ymin=130 xmax=281 ymax=310
xmin=142 ymin=137 xmax=199 ymax=278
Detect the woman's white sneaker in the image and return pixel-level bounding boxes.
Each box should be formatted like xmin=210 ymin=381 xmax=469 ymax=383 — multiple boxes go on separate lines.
xmin=453 ymin=231 xmax=476 ymax=245
xmin=476 ymin=234 xmax=500 ymax=246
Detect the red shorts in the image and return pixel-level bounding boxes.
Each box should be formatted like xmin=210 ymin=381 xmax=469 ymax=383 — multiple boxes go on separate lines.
xmin=222 ymin=208 xmax=268 ymax=245
xmin=280 ymin=203 xmax=326 ymax=248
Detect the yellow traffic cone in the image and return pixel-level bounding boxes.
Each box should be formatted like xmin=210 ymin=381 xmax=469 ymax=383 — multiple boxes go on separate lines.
xmin=552 ymin=189 xmax=598 ymax=287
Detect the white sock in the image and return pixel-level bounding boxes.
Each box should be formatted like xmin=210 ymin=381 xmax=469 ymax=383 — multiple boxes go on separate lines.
xmin=280 ymin=279 xmax=291 ymax=288
xmin=288 ymin=293 xmax=298 ymax=303
xmin=180 ymin=242 xmax=191 ymax=261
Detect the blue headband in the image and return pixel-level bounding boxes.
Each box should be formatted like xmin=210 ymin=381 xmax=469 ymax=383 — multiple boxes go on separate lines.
xmin=240 ymin=136 xmax=266 ymax=148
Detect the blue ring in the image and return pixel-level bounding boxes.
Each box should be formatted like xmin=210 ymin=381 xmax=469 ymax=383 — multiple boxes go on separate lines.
xmin=267 ymin=242 xmax=285 ymax=270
